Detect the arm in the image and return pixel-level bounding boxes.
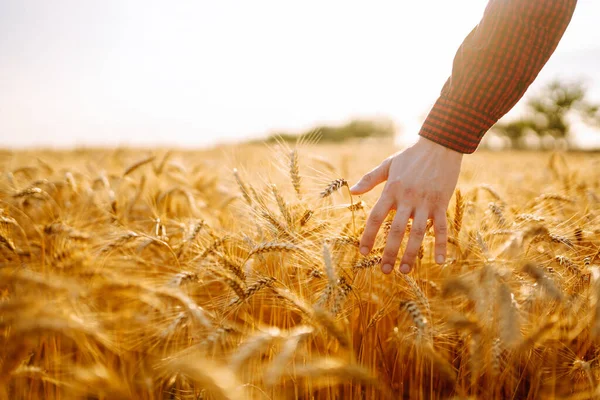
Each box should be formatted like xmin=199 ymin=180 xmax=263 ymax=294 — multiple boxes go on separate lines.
xmin=420 ymin=0 xmax=578 ymax=154
xmin=350 ymin=0 xmax=577 ymax=274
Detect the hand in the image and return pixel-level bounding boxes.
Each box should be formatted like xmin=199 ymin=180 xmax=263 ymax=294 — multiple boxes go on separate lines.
xmin=349 ymin=137 xmax=463 ymax=274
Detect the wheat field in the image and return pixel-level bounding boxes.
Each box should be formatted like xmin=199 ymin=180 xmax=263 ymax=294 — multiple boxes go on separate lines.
xmin=1 ymin=141 xmax=599 ymax=399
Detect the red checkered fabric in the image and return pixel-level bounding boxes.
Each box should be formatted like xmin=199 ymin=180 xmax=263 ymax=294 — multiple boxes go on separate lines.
xmin=419 ymin=0 xmax=577 ymax=154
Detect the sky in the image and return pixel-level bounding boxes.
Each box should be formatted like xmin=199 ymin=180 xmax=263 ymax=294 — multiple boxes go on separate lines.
xmin=1 ymin=0 xmax=600 ymax=149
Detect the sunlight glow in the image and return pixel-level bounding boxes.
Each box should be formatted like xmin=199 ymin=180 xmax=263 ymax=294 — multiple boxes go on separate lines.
xmin=1 ymin=0 xmax=599 ymax=148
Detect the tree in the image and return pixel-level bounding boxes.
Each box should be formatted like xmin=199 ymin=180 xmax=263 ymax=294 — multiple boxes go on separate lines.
xmin=493 ymin=80 xmax=600 ymax=149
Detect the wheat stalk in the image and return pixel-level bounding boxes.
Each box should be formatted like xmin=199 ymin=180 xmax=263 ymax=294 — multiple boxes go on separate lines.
xmin=400 ymin=300 xmax=428 ymax=336
xmin=320 ymin=179 xmax=348 ymax=198
xmin=271 ymin=184 xmax=293 ymax=227
xmin=497 ymin=282 xmax=520 ymax=348
xmin=454 ymin=188 xmax=464 ymax=236
xmin=233 ymin=168 xmax=253 ymax=206
xmin=522 ymin=262 xmax=563 ymax=301
xmin=249 ymin=242 xmax=300 ymax=256
xmin=123 ymin=155 xmax=155 ymax=177
xmin=353 ymin=255 xmax=382 ymax=271
xmin=289 ymin=149 xmax=302 ymax=199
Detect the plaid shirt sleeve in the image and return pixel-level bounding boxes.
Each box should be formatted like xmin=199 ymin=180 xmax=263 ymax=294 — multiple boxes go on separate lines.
xmin=418 ymin=0 xmax=577 ymax=154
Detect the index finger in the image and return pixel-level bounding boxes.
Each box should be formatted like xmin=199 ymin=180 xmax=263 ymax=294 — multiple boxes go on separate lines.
xmin=360 ymin=195 xmax=394 ymax=255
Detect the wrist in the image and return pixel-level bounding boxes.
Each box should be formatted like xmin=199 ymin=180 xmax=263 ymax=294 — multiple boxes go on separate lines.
xmin=416 ymin=136 xmax=464 ymax=160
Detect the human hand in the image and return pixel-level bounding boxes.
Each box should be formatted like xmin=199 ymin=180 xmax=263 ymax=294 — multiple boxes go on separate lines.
xmin=350 ymin=137 xmax=463 ymax=274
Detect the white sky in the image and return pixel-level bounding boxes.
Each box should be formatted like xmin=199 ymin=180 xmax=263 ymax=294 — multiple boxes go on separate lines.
xmin=1 ymin=0 xmax=599 ymax=149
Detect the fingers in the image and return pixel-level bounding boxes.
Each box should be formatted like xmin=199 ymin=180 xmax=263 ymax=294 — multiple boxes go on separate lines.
xmin=433 ymin=209 xmax=448 ymax=264
xmin=350 ymin=158 xmax=392 ymax=195
xmin=359 ymin=195 xmax=394 ymax=256
xmin=380 ymin=207 xmax=411 ymax=274
xmin=399 ymin=210 xmax=428 ymax=274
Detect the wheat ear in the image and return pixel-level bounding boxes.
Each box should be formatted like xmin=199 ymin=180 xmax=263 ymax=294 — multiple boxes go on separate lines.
xmin=289 ymin=149 xmax=302 ymax=199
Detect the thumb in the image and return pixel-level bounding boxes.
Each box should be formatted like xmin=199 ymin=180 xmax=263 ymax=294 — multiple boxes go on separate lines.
xmin=350 ymin=158 xmax=392 ymax=195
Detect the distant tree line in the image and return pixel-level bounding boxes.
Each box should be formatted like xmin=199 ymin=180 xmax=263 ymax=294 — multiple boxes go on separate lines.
xmin=262 ymin=118 xmax=396 ymax=143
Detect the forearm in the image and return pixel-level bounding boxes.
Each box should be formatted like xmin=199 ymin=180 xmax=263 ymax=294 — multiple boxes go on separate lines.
xmin=419 ymin=0 xmax=577 ymax=154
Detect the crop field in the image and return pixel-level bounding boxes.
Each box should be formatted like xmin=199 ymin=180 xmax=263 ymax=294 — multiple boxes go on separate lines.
xmin=1 ymin=142 xmax=599 ymax=399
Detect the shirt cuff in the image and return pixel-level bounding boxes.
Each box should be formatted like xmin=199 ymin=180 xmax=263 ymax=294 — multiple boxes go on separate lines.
xmin=418 ymin=96 xmax=499 ymax=154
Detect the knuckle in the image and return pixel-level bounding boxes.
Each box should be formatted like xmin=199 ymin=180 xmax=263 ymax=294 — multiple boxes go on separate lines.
xmin=390 ymin=223 xmax=405 ymax=235
xmin=427 ymin=190 xmax=444 ymax=205
xmin=369 ymin=212 xmax=385 ymax=225
xmin=387 ymin=179 xmax=401 ymax=188
xmin=397 ymin=205 xmax=411 ymax=215
xmin=411 ymin=227 xmax=426 ymax=237
xmin=403 ymin=187 xmax=416 ymax=199
xmin=435 ymin=223 xmax=448 ymax=235
xmin=383 ymin=181 xmax=400 ymax=195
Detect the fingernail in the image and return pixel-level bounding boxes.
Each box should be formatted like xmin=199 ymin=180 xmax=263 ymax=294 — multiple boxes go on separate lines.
xmin=400 ymin=264 xmax=411 ymax=274
xmin=360 ymin=246 xmax=369 ymax=256
xmin=436 ymin=255 xmax=445 ymax=264
xmin=349 ymin=184 xmax=359 ymax=192
xmin=382 ymin=264 xmax=393 ymax=274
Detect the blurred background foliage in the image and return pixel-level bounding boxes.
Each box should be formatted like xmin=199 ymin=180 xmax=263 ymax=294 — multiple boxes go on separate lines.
xmin=492 ymin=79 xmax=600 ymax=150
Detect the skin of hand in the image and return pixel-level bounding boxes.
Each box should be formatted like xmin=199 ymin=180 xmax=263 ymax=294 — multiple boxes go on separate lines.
xmin=349 ymin=137 xmax=463 ymax=274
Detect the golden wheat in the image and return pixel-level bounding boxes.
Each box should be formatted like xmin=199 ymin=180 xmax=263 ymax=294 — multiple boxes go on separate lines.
xmin=0 ymin=146 xmax=599 ymax=399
